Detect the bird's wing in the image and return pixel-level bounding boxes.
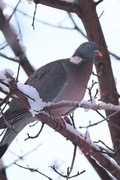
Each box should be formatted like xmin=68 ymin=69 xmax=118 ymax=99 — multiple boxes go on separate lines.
xmin=26 ymin=59 xmax=68 ymax=102
xmin=0 ymin=59 xmax=68 ymax=128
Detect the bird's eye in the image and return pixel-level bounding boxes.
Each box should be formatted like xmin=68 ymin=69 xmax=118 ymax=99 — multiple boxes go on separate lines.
xmin=86 ymin=46 xmax=90 ymax=49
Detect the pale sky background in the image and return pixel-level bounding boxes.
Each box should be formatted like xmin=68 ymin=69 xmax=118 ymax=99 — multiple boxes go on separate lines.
xmin=0 ymin=0 xmax=120 ymax=179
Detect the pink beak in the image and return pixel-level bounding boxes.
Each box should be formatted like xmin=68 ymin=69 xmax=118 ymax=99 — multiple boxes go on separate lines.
xmin=95 ymin=50 xmax=103 ymax=57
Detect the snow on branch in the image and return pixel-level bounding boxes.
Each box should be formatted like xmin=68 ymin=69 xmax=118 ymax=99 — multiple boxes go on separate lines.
xmin=0 ymin=68 xmax=46 ymax=116
xmin=0 ymin=68 xmax=120 ymax=116
xmin=36 ymin=113 xmax=120 ymax=179
xmin=0 ymin=69 xmax=120 ymax=178
xmin=0 ymin=68 xmax=14 ymax=93
xmin=17 ymin=82 xmax=47 ymax=116
xmin=46 ymin=100 xmax=120 ymax=112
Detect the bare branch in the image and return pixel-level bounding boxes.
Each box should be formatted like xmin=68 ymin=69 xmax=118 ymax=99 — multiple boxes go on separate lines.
xmin=67 ymin=145 xmax=77 ymax=178
xmin=67 ymin=13 xmax=87 ymax=38
xmin=32 ymin=3 xmax=37 ymax=29
xmin=6 ymin=144 xmax=42 ymax=168
xmin=0 ymin=52 xmax=19 ymax=62
xmin=95 ymin=0 xmax=103 ymax=6
xmin=109 ymin=51 xmax=120 ymax=61
xmin=15 ymin=163 xmax=53 ymax=180
xmin=24 ymin=123 xmax=44 ymax=141
xmin=94 ymin=140 xmax=115 ymax=155
xmin=7 ymin=0 xmax=21 ymax=22
xmin=51 ymin=164 xmax=85 ymax=179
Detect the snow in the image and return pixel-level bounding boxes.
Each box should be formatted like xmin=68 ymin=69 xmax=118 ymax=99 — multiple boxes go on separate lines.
xmin=0 ymin=68 xmax=14 ymax=83
xmin=0 ymin=68 xmax=14 ymax=92
xmin=85 ymin=129 xmax=91 ymax=143
xmin=27 ymin=0 xmax=34 ymax=4
xmin=66 ymin=123 xmax=82 ymax=137
xmin=66 ymin=122 xmax=119 ymax=177
xmin=79 ymin=97 xmax=97 ymax=112
xmin=0 ymin=69 xmax=46 ymax=116
xmin=66 ymin=123 xmax=93 ymax=145
xmin=0 ymin=83 xmax=10 ymax=93
xmin=66 ymin=123 xmax=99 ymax=151
xmin=17 ymin=82 xmax=46 ymax=116
xmin=60 ymin=0 xmax=75 ymax=3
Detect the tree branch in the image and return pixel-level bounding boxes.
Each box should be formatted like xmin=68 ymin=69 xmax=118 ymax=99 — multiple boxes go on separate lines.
xmin=34 ymin=0 xmax=78 ymax=12
xmin=0 ymin=7 xmax=34 ymax=76
xmin=1 ymin=71 xmax=120 ymax=179
xmin=46 ymin=100 xmax=120 ymax=112
xmin=85 ymin=155 xmax=113 ymax=180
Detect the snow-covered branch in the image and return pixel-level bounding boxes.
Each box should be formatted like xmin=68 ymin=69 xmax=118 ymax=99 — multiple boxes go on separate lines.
xmin=0 ymin=68 xmax=120 ymax=115
xmin=0 ymin=69 xmax=120 ymax=178
xmin=36 ymin=113 xmax=120 ymax=179
xmin=0 ymin=69 xmax=46 ymax=116
xmin=46 ymin=100 xmax=120 ymax=112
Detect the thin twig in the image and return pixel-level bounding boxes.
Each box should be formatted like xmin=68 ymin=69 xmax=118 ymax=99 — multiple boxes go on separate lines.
xmin=16 ymin=58 xmax=21 ymax=82
xmin=24 ymin=123 xmax=44 ymax=141
xmin=0 ymin=52 xmax=19 ymax=62
xmin=7 ymin=0 xmax=21 ymax=22
xmin=66 ymin=145 xmax=77 ymax=179
xmin=95 ymin=0 xmax=103 ymax=6
xmin=15 ymin=163 xmax=53 ymax=180
xmin=32 ymin=3 xmax=37 ymax=29
xmin=67 ymin=13 xmax=87 ymax=39
xmin=109 ymin=51 xmax=120 ymax=61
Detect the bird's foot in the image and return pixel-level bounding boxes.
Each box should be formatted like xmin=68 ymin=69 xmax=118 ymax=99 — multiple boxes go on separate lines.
xmin=63 ymin=116 xmax=72 ymax=125
xmin=55 ymin=116 xmax=71 ymax=130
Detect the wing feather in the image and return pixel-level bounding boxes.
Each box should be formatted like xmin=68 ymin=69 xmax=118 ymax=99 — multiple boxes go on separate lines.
xmin=26 ymin=59 xmax=67 ymax=102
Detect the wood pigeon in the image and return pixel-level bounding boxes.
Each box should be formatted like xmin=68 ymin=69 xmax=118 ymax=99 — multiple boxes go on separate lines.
xmin=0 ymin=41 xmax=102 ymax=157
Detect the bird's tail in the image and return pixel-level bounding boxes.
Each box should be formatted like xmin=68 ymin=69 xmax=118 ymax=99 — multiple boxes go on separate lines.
xmin=0 ymin=110 xmax=34 ymax=158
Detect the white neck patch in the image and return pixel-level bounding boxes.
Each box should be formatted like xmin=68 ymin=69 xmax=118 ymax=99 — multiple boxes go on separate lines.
xmin=69 ymin=56 xmax=83 ymax=65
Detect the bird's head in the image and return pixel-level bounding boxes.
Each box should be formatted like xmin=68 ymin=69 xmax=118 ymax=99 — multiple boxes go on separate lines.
xmin=73 ymin=41 xmax=102 ymax=62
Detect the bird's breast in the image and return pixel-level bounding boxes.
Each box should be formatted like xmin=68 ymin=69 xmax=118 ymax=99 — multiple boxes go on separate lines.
xmin=48 ymin=67 xmax=92 ymax=118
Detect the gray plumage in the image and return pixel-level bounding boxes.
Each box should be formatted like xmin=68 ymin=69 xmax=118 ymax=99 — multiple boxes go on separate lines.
xmin=0 ymin=41 xmax=102 ymax=157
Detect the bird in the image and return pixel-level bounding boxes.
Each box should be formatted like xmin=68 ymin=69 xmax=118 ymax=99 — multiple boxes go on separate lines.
xmin=0 ymin=41 xmax=102 ymax=158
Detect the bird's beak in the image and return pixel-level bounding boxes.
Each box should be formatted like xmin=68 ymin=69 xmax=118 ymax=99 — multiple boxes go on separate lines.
xmin=95 ymin=50 xmax=103 ymax=57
